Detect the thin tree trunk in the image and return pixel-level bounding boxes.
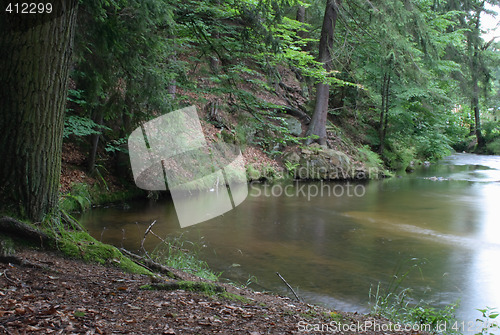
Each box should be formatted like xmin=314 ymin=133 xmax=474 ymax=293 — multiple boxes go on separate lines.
xmin=306 ymin=0 xmax=340 ymax=145
xmin=378 ymin=72 xmax=391 ymax=154
xmin=0 ymin=2 xmax=79 ymax=221
xmin=88 ymin=110 xmax=104 ymax=173
xmin=470 ymin=5 xmax=485 ymax=150
xmin=296 ymin=5 xmax=306 ymax=40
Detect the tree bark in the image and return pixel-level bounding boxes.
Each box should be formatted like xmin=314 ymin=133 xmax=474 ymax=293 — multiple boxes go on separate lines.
xmin=0 ymin=2 xmax=79 ymax=221
xmin=306 ymin=0 xmax=340 ymax=145
xmin=87 ymin=110 xmax=104 ymax=173
xmin=378 ymin=71 xmax=391 ymax=154
xmin=470 ymin=7 xmax=485 ymax=150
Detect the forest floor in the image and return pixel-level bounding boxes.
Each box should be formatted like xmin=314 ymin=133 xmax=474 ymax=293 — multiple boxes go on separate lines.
xmin=0 ymin=248 xmax=431 ymax=335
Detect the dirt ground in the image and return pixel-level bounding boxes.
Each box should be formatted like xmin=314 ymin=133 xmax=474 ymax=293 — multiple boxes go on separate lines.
xmin=0 ymin=249 xmax=430 ymax=334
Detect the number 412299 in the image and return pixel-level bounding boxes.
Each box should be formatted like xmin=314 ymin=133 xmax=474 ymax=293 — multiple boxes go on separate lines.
xmin=5 ymin=3 xmax=53 ymax=14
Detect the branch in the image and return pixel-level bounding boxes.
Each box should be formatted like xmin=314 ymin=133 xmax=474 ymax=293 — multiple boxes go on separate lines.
xmin=276 ymin=272 xmax=302 ymax=302
xmin=120 ymin=248 xmax=182 ymax=280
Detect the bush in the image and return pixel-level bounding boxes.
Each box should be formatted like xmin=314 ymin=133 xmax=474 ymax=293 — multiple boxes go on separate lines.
xmin=486 ymin=138 xmax=500 ymax=155
xmin=383 ymin=140 xmax=416 ymax=171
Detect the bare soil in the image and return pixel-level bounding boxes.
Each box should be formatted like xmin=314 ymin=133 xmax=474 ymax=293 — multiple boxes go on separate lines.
xmin=0 ymin=249 xmax=430 ymax=334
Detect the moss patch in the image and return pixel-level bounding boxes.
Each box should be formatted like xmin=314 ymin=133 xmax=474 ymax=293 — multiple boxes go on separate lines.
xmin=57 ymin=231 xmax=151 ymax=275
xmin=140 ymin=281 xmax=225 ymax=294
xmin=218 ymin=291 xmax=254 ymax=304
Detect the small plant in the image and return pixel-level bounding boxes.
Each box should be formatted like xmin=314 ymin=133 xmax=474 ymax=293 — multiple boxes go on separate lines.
xmin=151 ymin=234 xmax=221 ymax=281
xmin=369 ymin=258 xmax=459 ymax=333
xmin=59 ymin=183 xmax=92 ymax=212
xmin=476 ymin=307 xmax=499 ymax=335
xmin=284 ymin=160 xmax=300 ymax=178
xmin=245 ymin=274 xmax=258 ymax=288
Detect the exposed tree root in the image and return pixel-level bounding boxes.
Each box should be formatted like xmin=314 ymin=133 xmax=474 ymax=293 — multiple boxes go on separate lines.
xmin=0 ymin=216 xmax=54 ymax=248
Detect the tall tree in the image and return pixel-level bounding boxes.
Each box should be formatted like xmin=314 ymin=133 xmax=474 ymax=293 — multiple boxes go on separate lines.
xmin=306 ymin=0 xmax=340 ymax=145
xmin=468 ymin=2 xmax=487 ymax=149
xmin=0 ymin=2 xmax=79 ymax=221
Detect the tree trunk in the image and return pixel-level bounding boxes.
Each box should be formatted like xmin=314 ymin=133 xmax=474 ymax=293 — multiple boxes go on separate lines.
xmin=0 ymin=2 xmax=79 ymax=221
xmin=88 ymin=110 xmax=104 ymax=173
xmin=306 ymin=0 xmax=340 ymax=145
xmin=296 ymin=5 xmax=306 ymax=40
xmin=378 ymin=72 xmax=391 ymax=154
xmin=469 ymin=5 xmax=485 ymax=150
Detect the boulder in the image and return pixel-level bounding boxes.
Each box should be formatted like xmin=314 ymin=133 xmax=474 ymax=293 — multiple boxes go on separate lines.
xmin=283 ymin=144 xmax=353 ymax=180
xmin=285 ymin=117 xmax=302 ymax=136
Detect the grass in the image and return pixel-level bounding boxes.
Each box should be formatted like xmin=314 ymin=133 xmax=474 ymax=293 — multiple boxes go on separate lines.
xmin=150 ymin=234 xmax=221 ymax=282
xmin=140 ymin=281 xmax=224 ymax=294
xmin=368 ymin=258 xmax=460 ymax=334
xmin=59 ymin=181 xmax=145 ymax=213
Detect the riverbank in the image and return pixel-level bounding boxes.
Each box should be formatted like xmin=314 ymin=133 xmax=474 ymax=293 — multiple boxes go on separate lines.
xmin=0 ymin=246 xmax=434 ymax=334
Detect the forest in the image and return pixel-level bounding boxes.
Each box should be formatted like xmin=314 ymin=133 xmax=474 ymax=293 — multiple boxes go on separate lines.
xmin=1 ymin=0 xmax=500 ymax=333
xmin=1 ymin=0 xmax=500 ymax=221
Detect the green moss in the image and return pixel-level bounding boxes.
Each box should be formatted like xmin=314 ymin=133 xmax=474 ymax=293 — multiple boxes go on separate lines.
xmin=326 ymin=311 xmax=344 ymax=323
xmin=300 ymin=308 xmax=319 ymax=319
xmin=218 ymin=291 xmax=253 ymax=304
xmin=57 ymin=231 xmax=151 ymax=275
xmin=140 ymin=280 xmax=225 ymax=294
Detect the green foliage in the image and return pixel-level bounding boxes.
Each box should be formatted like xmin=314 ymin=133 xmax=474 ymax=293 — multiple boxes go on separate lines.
xmin=284 ymin=160 xmax=300 ymax=178
xmin=483 ymin=121 xmax=500 ymax=143
xmin=486 ymin=138 xmax=500 ymax=155
xmin=383 ymin=140 xmax=417 ymax=171
xmin=414 ymin=131 xmax=453 ymax=162
xmin=151 ymin=235 xmax=221 ymax=281
xmin=369 ymin=258 xmax=459 ymax=333
xmin=356 ymin=145 xmax=384 ymax=172
xmin=64 ymin=116 xmax=109 ymax=139
xmin=59 ymin=183 xmax=92 ymax=212
xmin=476 ymin=307 xmax=500 ymax=335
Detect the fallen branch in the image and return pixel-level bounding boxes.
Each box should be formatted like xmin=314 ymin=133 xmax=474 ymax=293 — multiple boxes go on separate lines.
xmin=276 ymin=272 xmax=302 ymax=302
xmin=120 ymin=248 xmax=181 ymax=280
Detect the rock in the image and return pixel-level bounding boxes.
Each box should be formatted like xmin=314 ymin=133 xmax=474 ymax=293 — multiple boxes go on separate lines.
xmin=292 ymin=144 xmax=353 ymax=180
xmin=283 ymin=151 xmax=300 ymax=164
xmin=285 ymin=117 xmax=302 ymax=136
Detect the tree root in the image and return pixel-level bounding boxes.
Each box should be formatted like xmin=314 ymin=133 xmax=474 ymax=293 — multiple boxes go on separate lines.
xmin=0 ymin=216 xmax=54 ymax=248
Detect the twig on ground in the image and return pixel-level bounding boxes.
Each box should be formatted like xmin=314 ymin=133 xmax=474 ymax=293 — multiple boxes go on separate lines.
xmin=276 ymin=272 xmax=302 ymax=302
xmin=120 ymin=248 xmax=181 ymax=280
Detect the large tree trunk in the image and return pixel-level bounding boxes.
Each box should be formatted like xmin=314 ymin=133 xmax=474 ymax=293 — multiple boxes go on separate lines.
xmin=0 ymin=2 xmax=79 ymax=221
xmin=306 ymin=0 xmax=340 ymax=145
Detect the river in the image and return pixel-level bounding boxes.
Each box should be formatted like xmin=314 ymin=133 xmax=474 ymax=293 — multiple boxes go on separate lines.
xmin=79 ymin=153 xmax=500 ymax=332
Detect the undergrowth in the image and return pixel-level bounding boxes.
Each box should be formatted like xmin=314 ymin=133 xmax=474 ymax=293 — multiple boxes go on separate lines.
xmin=369 ymin=258 xmax=460 ymax=334
xmin=150 ymin=234 xmax=221 ymax=282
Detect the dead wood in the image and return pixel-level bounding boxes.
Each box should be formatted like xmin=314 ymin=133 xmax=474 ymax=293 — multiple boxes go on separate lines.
xmin=120 ymin=248 xmax=182 ymax=280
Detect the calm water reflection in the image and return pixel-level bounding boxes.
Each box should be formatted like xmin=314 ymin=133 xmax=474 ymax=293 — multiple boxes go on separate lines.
xmin=80 ymin=153 xmax=500 ymax=330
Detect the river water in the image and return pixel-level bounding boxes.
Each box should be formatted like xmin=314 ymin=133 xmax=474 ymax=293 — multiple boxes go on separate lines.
xmin=80 ymin=153 xmax=500 ymax=331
